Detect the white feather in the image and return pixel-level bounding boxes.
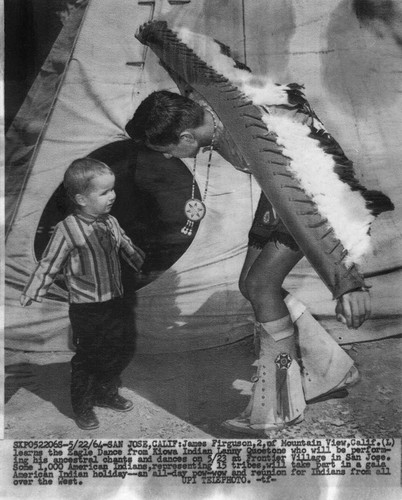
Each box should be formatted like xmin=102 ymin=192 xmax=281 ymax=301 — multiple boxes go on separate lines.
xmin=177 ymin=28 xmax=290 ymax=104
xmin=261 ymin=113 xmax=374 ymax=265
xmin=175 ymin=28 xmax=374 ymax=265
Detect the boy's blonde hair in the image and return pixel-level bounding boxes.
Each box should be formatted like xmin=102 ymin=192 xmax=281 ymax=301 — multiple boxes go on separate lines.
xmin=64 ymin=158 xmax=114 ymax=204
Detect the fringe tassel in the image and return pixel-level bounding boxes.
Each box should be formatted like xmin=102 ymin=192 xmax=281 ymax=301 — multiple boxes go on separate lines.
xmin=275 ymin=353 xmax=293 ymax=420
xmin=181 ymin=219 xmax=195 ymax=236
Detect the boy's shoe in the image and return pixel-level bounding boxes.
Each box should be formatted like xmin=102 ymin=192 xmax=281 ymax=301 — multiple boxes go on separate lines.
xmin=95 ymin=393 xmax=133 ymax=412
xmin=75 ymin=409 xmax=99 ymax=430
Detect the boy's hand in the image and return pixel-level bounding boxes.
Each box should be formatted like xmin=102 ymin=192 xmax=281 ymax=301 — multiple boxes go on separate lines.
xmin=20 ymin=295 xmax=33 ymax=307
xmin=336 ymin=289 xmax=371 ymax=329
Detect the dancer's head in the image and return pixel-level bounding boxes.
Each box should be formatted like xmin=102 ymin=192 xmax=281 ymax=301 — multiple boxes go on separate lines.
xmin=125 ymin=90 xmax=214 ymax=158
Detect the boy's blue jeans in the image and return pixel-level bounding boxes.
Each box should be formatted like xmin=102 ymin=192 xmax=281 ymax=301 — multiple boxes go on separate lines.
xmin=68 ymin=297 xmax=135 ymax=415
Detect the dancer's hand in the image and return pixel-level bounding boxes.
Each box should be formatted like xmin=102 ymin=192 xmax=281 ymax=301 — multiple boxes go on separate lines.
xmin=336 ymin=289 xmax=371 ymax=329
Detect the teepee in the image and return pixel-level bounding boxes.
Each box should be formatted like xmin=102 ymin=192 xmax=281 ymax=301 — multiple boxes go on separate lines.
xmin=5 ymin=0 xmax=402 ymax=354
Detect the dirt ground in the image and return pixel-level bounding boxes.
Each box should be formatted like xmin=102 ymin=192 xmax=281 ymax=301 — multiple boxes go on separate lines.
xmin=4 ymin=334 xmax=402 ymax=439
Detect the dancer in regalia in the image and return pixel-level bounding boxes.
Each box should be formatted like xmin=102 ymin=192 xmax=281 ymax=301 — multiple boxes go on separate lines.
xmin=126 ymin=21 xmax=393 ymax=434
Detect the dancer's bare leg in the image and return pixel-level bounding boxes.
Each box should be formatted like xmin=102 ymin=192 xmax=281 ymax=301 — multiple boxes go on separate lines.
xmin=224 ymin=242 xmax=306 ymax=433
xmin=238 ymin=246 xmax=261 ymax=302
xmin=237 ymin=243 xmax=357 ymax=409
xmin=244 ymin=241 xmax=303 ymax=323
xmin=246 ymin=246 xmax=358 ymax=401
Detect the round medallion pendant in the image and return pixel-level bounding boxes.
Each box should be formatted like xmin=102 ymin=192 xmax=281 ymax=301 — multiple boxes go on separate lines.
xmin=184 ymin=198 xmax=206 ymax=222
xmin=275 ymin=353 xmax=293 ymax=370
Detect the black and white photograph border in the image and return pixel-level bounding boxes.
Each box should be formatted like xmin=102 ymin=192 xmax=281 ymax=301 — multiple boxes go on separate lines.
xmin=2 ymin=1 xmax=402 ymax=499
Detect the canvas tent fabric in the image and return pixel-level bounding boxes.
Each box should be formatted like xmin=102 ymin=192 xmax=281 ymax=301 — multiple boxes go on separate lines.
xmin=5 ymin=0 xmax=402 ymax=354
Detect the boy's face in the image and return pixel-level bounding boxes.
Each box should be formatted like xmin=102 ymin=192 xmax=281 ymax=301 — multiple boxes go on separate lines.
xmin=77 ymin=173 xmax=116 ymax=217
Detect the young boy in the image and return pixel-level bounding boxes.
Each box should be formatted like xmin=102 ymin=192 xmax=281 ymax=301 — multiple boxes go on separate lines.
xmin=20 ymin=158 xmax=145 ymax=430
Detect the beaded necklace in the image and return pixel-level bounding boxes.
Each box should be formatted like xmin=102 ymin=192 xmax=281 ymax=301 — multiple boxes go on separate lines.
xmin=181 ymin=109 xmax=217 ymax=236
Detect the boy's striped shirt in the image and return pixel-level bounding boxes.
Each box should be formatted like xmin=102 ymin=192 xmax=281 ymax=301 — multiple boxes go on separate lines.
xmin=23 ymin=213 xmax=145 ymax=304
